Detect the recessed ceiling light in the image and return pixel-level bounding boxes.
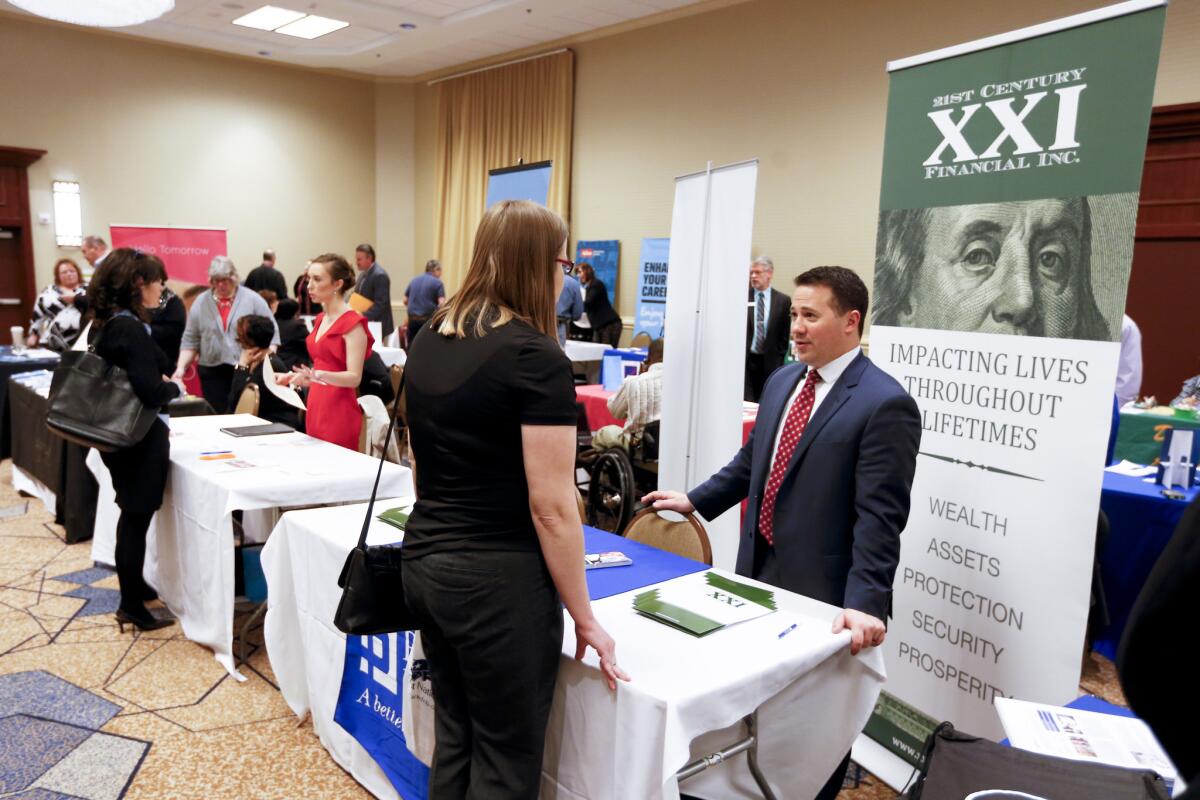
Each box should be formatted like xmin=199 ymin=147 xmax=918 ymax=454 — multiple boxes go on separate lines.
xmin=232 ymin=5 xmax=304 ymax=31
xmin=399 ymin=22 xmax=416 ymax=30
xmin=258 ymin=50 xmax=271 ymax=56
xmin=273 ymin=13 xmax=347 ymax=39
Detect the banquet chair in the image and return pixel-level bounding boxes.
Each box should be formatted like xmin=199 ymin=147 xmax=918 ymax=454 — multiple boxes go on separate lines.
xmin=234 ymin=383 xmax=260 ymax=416
xmin=630 ymin=330 xmax=652 ymax=349
xmin=623 ymin=508 xmax=712 ymax=565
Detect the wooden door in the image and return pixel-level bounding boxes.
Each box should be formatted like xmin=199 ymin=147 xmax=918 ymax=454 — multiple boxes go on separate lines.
xmin=1126 ymin=103 xmax=1200 ymax=403
xmin=0 ymin=148 xmax=45 ymax=336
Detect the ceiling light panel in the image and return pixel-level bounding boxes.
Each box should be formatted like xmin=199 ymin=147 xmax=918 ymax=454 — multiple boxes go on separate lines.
xmin=273 ymin=13 xmax=350 ymax=39
xmin=232 ymin=5 xmax=305 ymax=30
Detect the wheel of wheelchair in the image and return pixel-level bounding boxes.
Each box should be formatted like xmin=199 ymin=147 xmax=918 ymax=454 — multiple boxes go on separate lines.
xmin=587 ymin=447 xmax=637 ymax=534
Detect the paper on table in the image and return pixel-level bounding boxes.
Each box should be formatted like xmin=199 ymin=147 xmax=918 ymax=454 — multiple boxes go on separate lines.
xmin=262 ymin=356 xmax=307 ymax=411
xmin=634 ymin=571 xmax=776 ymax=636
xmin=1104 ymin=460 xmax=1158 ymax=478
xmin=995 ymin=698 xmax=1180 ymax=794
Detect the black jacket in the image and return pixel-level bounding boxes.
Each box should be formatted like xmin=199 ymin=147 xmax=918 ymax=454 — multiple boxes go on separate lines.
xmin=583 ymin=279 xmax=620 ymax=329
xmin=150 ymin=293 xmax=186 ymax=366
xmin=94 ymin=315 xmax=180 ymax=412
xmin=746 ymin=286 xmax=792 ymax=374
xmin=276 ymin=318 xmax=311 ymax=370
xmin=355 ymin=263 xmax=394 ymax=338
xmin=244 ymin=264 xmax=289 ymax=299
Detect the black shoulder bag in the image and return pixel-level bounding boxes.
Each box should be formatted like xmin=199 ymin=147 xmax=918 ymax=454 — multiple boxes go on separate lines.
xmin=333 ymin=370 xmax=419 ymax=635
xmin=46 ymin=327 xmax=158 ymax=452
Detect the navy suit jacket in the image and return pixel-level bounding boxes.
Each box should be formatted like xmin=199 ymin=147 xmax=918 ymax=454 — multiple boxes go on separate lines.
xmin=356 ymin=263 xmax=394 ymax=338
xmin=688 ymin=351 xmax=921 ymax=620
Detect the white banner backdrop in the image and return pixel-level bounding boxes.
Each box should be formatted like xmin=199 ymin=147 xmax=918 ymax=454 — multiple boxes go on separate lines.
xmin=659 ymin=160 xmax=758 ymax=571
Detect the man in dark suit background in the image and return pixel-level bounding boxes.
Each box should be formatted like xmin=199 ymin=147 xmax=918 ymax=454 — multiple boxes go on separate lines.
xmin=646 ymin=266 xmax=921 ymax=800
xmin=354 ymin=243 xmax=395 ymax=339
xmin=243 ymin=249 xmax=289 ymax=299
xmin=745 ymin=256 xmax=792 ymax=402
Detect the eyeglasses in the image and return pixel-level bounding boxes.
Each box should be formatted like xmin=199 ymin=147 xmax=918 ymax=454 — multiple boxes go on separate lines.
xmin=556 ymin=257 xmax=575 ymax=275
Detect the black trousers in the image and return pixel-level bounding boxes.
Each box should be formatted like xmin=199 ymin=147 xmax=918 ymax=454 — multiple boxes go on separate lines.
xmin=402 ymin=550 xmax=563 ymax=800
xmin=407 ymin=318 xmax=428 ymax=349
xmin=116 ymin=510 xmax=155 ymax=613
xmin=745 ymin=352 xmax=767 ymax=402
xmin=199 ymin=363 xmax=236 ymax=414
xmin=593 ymin=320 xmax=622 ymax=347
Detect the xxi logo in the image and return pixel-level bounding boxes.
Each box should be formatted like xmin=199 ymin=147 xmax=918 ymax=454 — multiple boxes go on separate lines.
xmin=923 ymin=86 xmax=1086 ymax=166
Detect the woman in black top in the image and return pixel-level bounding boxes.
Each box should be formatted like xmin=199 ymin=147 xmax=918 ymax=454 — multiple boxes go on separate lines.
xmin=404 ymin=200 xmax=628 ymax=799
xmin=273 ymin=299 xmax=312 ymax=370
xmin=89 ymin=249 xmax=185 ymax=632
xmin=227 ymin=314 xmax=300 ymax=430
xmin=149 ymin=286 xmax=186 ymax=366
xmin=577 ymin=261 xmax=622 ymax=346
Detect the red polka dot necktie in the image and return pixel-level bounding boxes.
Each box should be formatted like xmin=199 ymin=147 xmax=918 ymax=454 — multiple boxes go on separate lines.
xmin=758 ymin=369 xmax=822 ymax=546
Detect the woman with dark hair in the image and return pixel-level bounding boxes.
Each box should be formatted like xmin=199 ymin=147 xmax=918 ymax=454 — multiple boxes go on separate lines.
xmin=404 ymin=200 xmax=628 ymax=798
xmin=273 ymin=298 xmax=311 ymax=370
xmin=89 ymin=249 xmax=185 ymax=632
xmin=576 ymin=261 xmax=622 ymax=347
xmin=277 ymin=254 xmax=371 ymax=450
xmin=27 ymin=258 xmax=88 ymax=351
xmin=227 ymin=314 xmax=300 ymax=429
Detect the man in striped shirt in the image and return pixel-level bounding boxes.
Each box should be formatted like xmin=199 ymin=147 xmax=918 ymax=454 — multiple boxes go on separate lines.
xmin=592 ymin=337 xmax=664 ymax=452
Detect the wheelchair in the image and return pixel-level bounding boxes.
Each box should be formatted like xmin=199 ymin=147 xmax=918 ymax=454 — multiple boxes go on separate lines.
xmin=581 ymin=420 xmax=661 ymax=534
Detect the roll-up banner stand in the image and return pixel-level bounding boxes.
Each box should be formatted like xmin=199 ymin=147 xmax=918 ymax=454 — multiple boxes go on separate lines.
xmin=109 ymin=225 xmax=228 ymax=285
xmin=485 ymin=160 xmax=552 ymax=208
xmin=854 ymin=1 xmax=1166 ymax=788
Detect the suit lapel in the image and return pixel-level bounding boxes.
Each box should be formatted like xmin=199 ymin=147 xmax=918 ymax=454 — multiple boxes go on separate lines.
xmin=784 ymin=352 xmax=868 ymax=475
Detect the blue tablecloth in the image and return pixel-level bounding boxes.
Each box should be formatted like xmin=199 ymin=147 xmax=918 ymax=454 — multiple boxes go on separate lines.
xmin=583 ymin=526 xmax=708 ymax=601
xmin=1095 ymin=471 xmax=1200 ymax=660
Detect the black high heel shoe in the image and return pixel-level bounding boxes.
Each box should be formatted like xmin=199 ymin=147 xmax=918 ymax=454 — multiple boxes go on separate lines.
xmin=115 ymin=608 xmax=175 ymax=633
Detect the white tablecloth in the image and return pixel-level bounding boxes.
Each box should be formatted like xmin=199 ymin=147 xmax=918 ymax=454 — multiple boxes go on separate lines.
xmin=263 ymin=503 xmax=886 ymax=800
xmin=564 ymin=340 xmax=610 ymax=363
xmin=89 ymin=414 xmax=412 ymax=677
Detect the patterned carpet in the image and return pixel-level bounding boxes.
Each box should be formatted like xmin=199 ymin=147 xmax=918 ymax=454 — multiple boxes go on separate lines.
xmin=0 ymin=460 xmax=1130 ymax=800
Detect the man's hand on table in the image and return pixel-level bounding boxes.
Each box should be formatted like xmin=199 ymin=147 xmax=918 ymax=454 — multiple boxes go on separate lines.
xmin=832 ymin=608 xmax=886 ymax=655
xmin=574 ymin=615 xmax=631 ymax=691
xmin=641 ymin=489 xmax=695 ymax=514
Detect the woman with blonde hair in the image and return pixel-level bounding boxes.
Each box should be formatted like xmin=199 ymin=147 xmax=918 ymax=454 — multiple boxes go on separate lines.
xmin=402 ymin=200 xmax=628 ymax=798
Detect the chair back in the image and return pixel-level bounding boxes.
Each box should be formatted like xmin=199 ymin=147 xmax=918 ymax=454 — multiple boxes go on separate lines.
xmin=576 ymin=488 xmax=588 ymax=524
xmin=234 ymin=382 xmax=260 ymax=416
xmin=389 ymin=365 xmax=405 ymax=421
xmin=623 ymin=508 xmax=712 ymax=565
xmin=630 ymin=331 xmax=652 ymax=349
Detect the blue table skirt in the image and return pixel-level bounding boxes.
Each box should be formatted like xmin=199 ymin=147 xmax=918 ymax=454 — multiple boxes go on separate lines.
xmin=1095 ymin=472 xmax=1200 ymax=660
xmin=583 ymin=526 xmax=707 ymax=601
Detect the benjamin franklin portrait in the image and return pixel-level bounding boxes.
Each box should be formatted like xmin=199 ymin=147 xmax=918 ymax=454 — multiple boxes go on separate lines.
xmin=872 ymin=196 xmax=1133 ymax=342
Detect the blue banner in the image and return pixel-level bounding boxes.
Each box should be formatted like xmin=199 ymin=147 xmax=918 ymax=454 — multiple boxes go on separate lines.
xmin=633 ymin=237 xmax=669 ymax=339
xmin=334 ymin=633 xmax=429 ymax=799
xmin=486 ymin=161 xmax=552 ymax=208
xmin=576 ymin=240 xmax=619 ymax=307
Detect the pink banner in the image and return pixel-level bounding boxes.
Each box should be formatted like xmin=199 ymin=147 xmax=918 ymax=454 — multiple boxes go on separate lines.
xmin=109 ymin=225 xmax=227 ymax=285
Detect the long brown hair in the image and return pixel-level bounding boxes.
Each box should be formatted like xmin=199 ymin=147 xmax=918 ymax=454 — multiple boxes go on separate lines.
xmin=435 ymin=200 xmax=566 ymax=339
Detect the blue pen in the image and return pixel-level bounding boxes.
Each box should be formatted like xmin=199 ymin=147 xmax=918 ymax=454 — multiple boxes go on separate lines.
xmin=777 ymin=623 xmax=797 ymax=639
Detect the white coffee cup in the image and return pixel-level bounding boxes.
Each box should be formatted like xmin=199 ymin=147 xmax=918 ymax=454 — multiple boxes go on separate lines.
xmin=10 ymin=325 xmax=23 ymax=349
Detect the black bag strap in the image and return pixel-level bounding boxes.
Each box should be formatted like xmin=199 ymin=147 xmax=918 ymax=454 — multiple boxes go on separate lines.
xmin=354 ymin=367 xmax=407 ymax=551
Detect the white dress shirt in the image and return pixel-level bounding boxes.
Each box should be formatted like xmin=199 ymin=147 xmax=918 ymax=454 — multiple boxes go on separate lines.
xmin=768 ymin=346 xmax=862 ymax=475
xmin=1116 ymin=314 xmax=1142 ymax=406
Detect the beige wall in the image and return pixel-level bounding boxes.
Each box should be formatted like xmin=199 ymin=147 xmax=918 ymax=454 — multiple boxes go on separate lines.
xmin=0 ymin=15 xmax=378 ymax=295
xmin=403 ymin=0 xmax=1199 ymax=328
xmin=374 ymin=82 xmax=416 ymax=284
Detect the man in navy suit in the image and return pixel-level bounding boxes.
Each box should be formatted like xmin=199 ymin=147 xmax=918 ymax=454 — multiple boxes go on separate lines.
xmin=644 ymin=265 xmax=921 ymax=800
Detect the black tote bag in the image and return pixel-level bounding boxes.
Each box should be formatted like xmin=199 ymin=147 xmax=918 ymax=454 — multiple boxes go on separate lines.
xmin=333 ymin=369 xmax=419 ymax=636
xmin=46 ymin=348 xmax=157 ymax=452
xmin=905 ymin=722 xmax=1171 ymax=800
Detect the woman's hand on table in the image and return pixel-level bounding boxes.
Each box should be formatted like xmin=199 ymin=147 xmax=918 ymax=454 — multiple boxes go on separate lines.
xmin=574 ymin=615 xmax=630 ymax=691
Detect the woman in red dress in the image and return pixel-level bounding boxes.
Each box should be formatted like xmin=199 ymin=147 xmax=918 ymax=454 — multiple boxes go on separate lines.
xmin=280 ymin=253 xmax=373 ymax=450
